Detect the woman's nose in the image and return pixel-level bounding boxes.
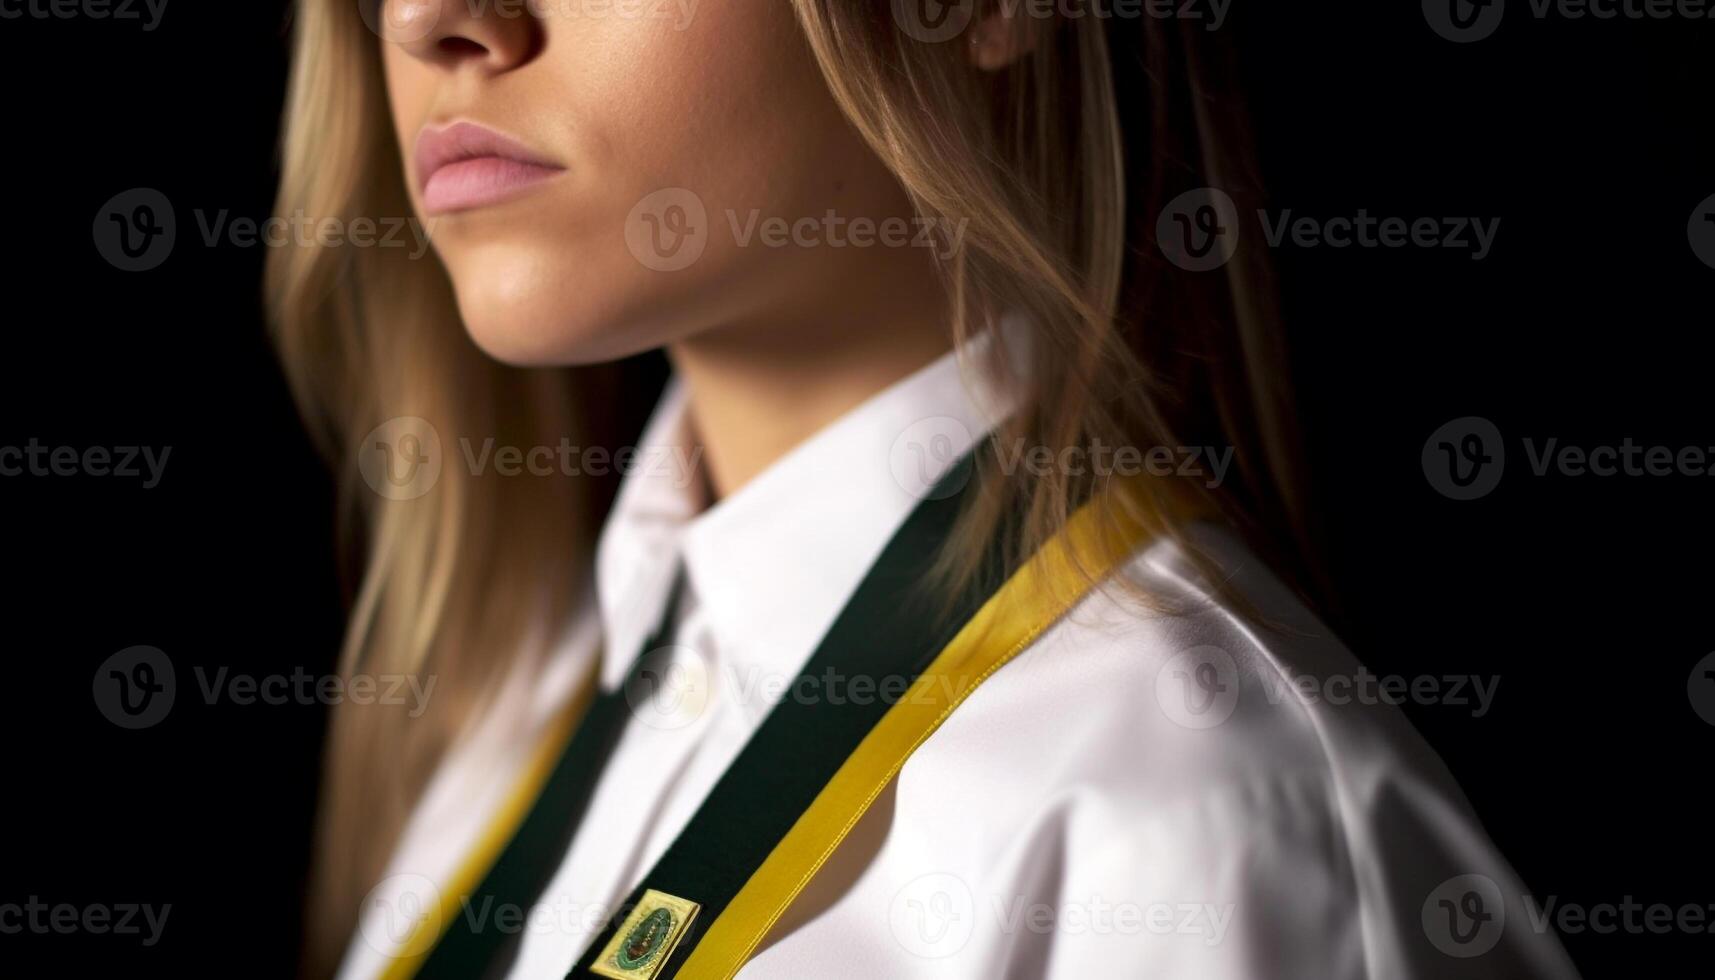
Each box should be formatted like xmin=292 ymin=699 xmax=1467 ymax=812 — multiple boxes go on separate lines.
xmin=379 ymin=0 xmax=543 ymax=73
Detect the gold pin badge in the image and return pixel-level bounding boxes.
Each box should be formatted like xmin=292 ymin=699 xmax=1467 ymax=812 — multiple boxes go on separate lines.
xmin=590 ymin=889 xmax=701 ymax=980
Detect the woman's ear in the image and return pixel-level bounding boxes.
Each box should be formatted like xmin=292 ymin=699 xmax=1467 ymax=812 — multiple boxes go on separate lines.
xmin=967 ymin=8 xmax=1039 ymax=71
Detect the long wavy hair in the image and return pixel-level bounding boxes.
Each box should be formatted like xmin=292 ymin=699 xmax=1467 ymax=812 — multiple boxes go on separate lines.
xmin=268 ymin=1 xmax=1316 ymax=972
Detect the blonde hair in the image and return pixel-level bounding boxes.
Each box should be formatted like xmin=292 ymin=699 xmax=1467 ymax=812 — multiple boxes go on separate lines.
xmin=269 ymin=2 xmax=1314 ymax=972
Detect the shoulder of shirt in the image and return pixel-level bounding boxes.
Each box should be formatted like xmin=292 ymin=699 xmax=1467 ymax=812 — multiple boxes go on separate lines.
xmin=962 ymin=519 xmax=1473 ymax=820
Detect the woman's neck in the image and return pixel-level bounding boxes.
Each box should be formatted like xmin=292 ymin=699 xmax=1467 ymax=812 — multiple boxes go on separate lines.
xmin=667 ymin=290 xmax=952 ymax=503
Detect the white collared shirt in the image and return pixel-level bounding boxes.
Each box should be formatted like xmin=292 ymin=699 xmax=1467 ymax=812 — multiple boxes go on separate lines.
xmin=339 ymin=336 xmax=1580 ymax=980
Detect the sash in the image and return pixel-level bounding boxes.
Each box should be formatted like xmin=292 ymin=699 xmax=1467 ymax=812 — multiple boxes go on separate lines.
xmin=379 ymin=459 xmax=1157 ymax=980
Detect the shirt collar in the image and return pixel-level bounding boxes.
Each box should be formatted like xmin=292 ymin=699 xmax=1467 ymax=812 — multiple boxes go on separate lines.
xmin=594 ymin=317 xmax=1025 ymax=693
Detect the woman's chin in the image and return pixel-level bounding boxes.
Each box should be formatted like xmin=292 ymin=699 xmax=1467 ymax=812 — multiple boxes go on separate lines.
xmin=453 ymin=294 xmax=676 ymax=369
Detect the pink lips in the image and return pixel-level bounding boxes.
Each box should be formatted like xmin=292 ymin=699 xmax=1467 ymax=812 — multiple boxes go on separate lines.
xmin=415 ymin=121 xmax=565 ymax=214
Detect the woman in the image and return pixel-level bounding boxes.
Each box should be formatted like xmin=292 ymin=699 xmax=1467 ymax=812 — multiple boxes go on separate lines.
xmin=269 ymin=1 xmax=1580 ymax=978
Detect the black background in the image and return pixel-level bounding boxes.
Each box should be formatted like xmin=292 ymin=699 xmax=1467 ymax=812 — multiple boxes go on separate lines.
xmin=1 ymin=1 xmax=1709 ymax=977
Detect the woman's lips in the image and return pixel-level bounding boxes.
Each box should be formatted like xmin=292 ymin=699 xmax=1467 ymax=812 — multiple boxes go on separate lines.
xmin=415 ymin=121 xmax=565 ymax=215
xmin=421 ymin=157 xmax=565 ymax=214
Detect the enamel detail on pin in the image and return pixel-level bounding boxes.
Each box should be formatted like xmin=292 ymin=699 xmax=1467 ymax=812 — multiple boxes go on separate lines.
xmin=590 ymin=890 xmax=701 ymax=980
